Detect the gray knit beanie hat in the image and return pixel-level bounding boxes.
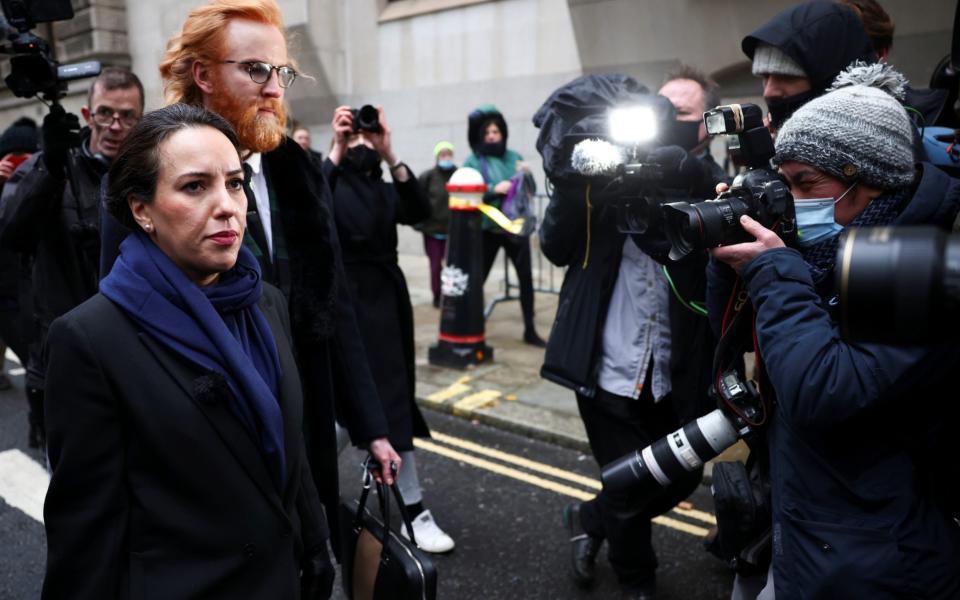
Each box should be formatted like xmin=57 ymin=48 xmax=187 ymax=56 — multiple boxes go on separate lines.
xmin=774 ymin=62 xmax=915 ymax=190
xmin=752 ymin=43 xmax=806 ymax=78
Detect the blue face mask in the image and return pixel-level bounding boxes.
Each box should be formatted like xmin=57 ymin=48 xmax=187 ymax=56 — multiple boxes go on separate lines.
xmin=794 ymin=182 xmax=857 ymax=247
xmin=437 ymin=159 xmax=456 ymax=170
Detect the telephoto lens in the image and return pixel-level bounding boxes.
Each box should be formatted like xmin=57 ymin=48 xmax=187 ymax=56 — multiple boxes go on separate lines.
xmin=838 ymin=226 xmax=960 ymax=343
xmin=601 ymin=409 xmax=741 ymax=493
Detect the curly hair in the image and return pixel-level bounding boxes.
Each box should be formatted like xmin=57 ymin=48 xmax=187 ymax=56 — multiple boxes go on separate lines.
xmin=159 ymin=0 xmax=286 ymax=106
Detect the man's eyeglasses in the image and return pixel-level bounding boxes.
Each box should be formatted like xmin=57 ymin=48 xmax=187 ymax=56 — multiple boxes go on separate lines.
xmin=92 ymin=106 xmax=140 ymax=128
xmin=223 ymin=60 xmax=297 ymax=88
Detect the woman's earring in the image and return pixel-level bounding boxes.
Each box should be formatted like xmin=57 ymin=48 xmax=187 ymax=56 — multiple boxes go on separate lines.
xmin=143 ymin=223 xmax=153 ymax=233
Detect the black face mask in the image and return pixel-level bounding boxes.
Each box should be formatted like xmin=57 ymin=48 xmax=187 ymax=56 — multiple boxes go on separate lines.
xmin=767 ymin=89 xmax=819 ymax=130
xmin=668 ymin=120 xmax=703 ymax=152
xmin=346 ymin=145 xmax=381 ymax=173
xmin=478 ymin=140 xmax=506 ymax=157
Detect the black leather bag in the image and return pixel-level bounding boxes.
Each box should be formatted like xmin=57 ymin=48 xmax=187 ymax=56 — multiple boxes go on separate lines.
xmin=339 ymin=467 xmax=438 ymax=600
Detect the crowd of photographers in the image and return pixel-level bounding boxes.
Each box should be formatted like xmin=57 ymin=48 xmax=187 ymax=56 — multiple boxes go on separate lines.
xmin=0 ymin=0 xmax=958 ymax=598
xmin=537 ymin=1 xmax=960 ymax=599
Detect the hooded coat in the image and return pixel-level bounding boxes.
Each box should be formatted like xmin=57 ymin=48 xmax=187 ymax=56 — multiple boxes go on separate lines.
xmin=742 ymin=1 xmax=876 ymax=94
xmin=706 ymin=163 xmax=960 ymax=598
xmin=463 ymin=105 xmax=528 ymax=230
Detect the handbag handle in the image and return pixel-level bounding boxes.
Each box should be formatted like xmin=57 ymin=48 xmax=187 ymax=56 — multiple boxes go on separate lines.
xmin=357 ymin=457 xmax=419 ymax=548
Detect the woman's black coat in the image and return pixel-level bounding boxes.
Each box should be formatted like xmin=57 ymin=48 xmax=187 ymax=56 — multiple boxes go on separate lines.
xmin=42 ymin=285 xmax=326 ymax=599
xmin=326 ymin=159 xmax=432 ymax=449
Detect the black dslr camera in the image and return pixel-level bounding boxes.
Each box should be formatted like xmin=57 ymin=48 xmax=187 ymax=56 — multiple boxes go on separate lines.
xmin=1 ymin=0 xmax=101 ymax=102
xmin=350 ymin=104 xmax=382 ymax=134
xmin=837 ymin=226 xmax=960 ymax=343
xmin=662 ymin=104 xmax=797 ymax=260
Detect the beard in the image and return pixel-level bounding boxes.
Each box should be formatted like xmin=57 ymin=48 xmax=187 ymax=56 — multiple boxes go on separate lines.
xmin=205 ymin=78 xmax=287 ymax=153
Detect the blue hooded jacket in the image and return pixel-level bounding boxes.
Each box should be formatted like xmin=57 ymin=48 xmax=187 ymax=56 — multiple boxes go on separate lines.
xmin=707 ymin=163 xmax=960 ymax=598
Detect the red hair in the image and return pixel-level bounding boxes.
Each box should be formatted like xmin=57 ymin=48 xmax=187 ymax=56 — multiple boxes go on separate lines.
xmin=159 ymin=0 xmax=286 ymax=106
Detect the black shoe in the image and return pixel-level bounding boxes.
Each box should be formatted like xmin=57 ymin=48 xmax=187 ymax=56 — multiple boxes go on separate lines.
xmin=523 ymin=329 xmax=546 ymax=348
xmin=562 ymin=503 xmax=601 ymax=588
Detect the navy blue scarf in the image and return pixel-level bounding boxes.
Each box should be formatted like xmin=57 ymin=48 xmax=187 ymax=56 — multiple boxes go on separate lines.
xmin=100 ymin=232 xmax=287 ymax=489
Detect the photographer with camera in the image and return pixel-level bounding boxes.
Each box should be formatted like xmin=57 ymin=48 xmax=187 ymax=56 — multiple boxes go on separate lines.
xmin=324 ymin=105 xmax=454 ymax=553
xmin=536 ymin=73 xmax=724 ymax=599
xmin=0 ymin=67 xmax=143 ymax=450
xmin=743 ymin=0 xmax=876 ymax=134
xmin=707 ymin=63 xmax=960 ymax=598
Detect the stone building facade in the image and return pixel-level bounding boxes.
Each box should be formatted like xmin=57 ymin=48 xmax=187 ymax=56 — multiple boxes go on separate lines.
xmin=1 ymin=0 xmax=954 ymax=177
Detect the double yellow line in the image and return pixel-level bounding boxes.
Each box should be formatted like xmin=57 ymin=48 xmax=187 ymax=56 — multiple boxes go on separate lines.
xmin=415 ymin=431 xmax=715 ymax=538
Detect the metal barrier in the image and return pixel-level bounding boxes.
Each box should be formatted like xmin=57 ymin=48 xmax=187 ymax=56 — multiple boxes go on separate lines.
xmin=484 ymin=192 xmax=565 ymax=320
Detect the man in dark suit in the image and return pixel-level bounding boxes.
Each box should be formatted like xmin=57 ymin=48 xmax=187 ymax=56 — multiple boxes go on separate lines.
xmin=153 ymin=0 xmax=400 ymax=553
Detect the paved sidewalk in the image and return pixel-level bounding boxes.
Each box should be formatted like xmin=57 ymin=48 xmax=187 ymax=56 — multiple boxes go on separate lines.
xmin=398 ymin=228 xmax=589 ymax=451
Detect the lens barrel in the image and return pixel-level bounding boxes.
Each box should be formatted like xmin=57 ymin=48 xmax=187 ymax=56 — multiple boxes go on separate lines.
xmin=663 ymin=196 xmax=751 ymax=260
xmin=838 ymin=226 xmax=960 ymax=343
xmin=352 ymin=105 xmax=381 ymax=133
xmin=601 ymin=409 xmax=741 ymax=493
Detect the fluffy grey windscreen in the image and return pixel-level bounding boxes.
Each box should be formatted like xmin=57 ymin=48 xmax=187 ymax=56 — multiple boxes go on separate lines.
xmin=570 ymin=138 xmax=626 ymax=176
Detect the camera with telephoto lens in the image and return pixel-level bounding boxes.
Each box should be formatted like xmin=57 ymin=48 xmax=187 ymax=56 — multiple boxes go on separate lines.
xmin=601 ymin=370 xmax=764 ymax=494
xmin=661 ymin=104 xmax=797 ymax=261
xmin=837 ymin=226 xmax=960 ymax=344
xmin=350 ymin=104 xmax=382 ymax=134
xmin=1 ymin=0 xmax=101 ymax=102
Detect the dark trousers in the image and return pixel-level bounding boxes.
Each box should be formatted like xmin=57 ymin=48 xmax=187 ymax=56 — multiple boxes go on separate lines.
xmin=481 ymin=231 xmax=536 ymax=330
xmin=576 ymin=384 xmax=702 ymax=588
xmin=422 ymin=235 xmax=446 ymax=303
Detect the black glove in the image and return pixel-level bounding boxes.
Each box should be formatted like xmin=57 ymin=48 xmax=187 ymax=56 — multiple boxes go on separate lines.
xmin=648 ymin=145 xmax=714 ymax=198
xmin=41 ymin=104 xmax=82 ymax=177
xmin=300 ymin=542 xmax=335 ymax=600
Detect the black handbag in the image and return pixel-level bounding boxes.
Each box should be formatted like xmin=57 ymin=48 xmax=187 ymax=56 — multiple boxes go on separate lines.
xmin=339 ymin=466 xmax=438 ymax=600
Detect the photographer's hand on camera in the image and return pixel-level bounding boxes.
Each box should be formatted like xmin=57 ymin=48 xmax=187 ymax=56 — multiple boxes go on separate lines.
xmin=710 ymin=215 xmax=785 ymax=274
xmin=327 ymin=105 xmax=354 ymax=166
xmin=40 ymin=104 xmax=81 ymax=177
xmin=366 ymin=107 xmax=409 ymax=182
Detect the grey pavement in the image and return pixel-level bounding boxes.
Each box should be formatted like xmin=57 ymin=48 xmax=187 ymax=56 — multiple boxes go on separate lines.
xmin=398 ymin=225 xmax=749 ymax=472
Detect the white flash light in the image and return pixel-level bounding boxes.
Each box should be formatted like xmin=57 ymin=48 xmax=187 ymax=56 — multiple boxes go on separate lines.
xmin=609 ymin=106 xmax=657 ymax=145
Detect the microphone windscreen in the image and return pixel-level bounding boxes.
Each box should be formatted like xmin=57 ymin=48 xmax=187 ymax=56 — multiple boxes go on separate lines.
xmin=571 ymin=138 xmax=625 ymax=177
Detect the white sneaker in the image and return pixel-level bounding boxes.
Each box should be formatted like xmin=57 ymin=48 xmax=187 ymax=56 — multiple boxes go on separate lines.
xmin=403 ymin=509 xmax=455 ymax=553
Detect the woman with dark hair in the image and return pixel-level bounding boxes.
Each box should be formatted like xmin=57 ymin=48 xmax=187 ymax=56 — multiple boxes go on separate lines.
xmin=42 ymin=103 xmax=333 ymax=599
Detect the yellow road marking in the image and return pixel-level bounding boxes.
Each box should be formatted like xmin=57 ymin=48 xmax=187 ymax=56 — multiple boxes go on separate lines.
xmin=672 ymin=506 xmax=717 ymax=526
xmin=651 ymin=515 xmax=710 ymax=537
xmin=424 ymin=376 xmax=472 ymax=404
xmin=431 ymin=431 xmax=602 ymax=491
xmin=430 ymin=432 xmax=717 ymax=526
xmin=452 ymin=390 xmax=501 ymax=413
xmin=415 ymin=438 xmax=594 ymax=501
xmin=415 ymin=438 xmax=710 ymax=538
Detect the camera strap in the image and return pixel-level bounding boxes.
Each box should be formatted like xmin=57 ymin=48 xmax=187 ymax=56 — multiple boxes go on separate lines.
xmin=713 ymin=276 xmax=771 ymax=429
